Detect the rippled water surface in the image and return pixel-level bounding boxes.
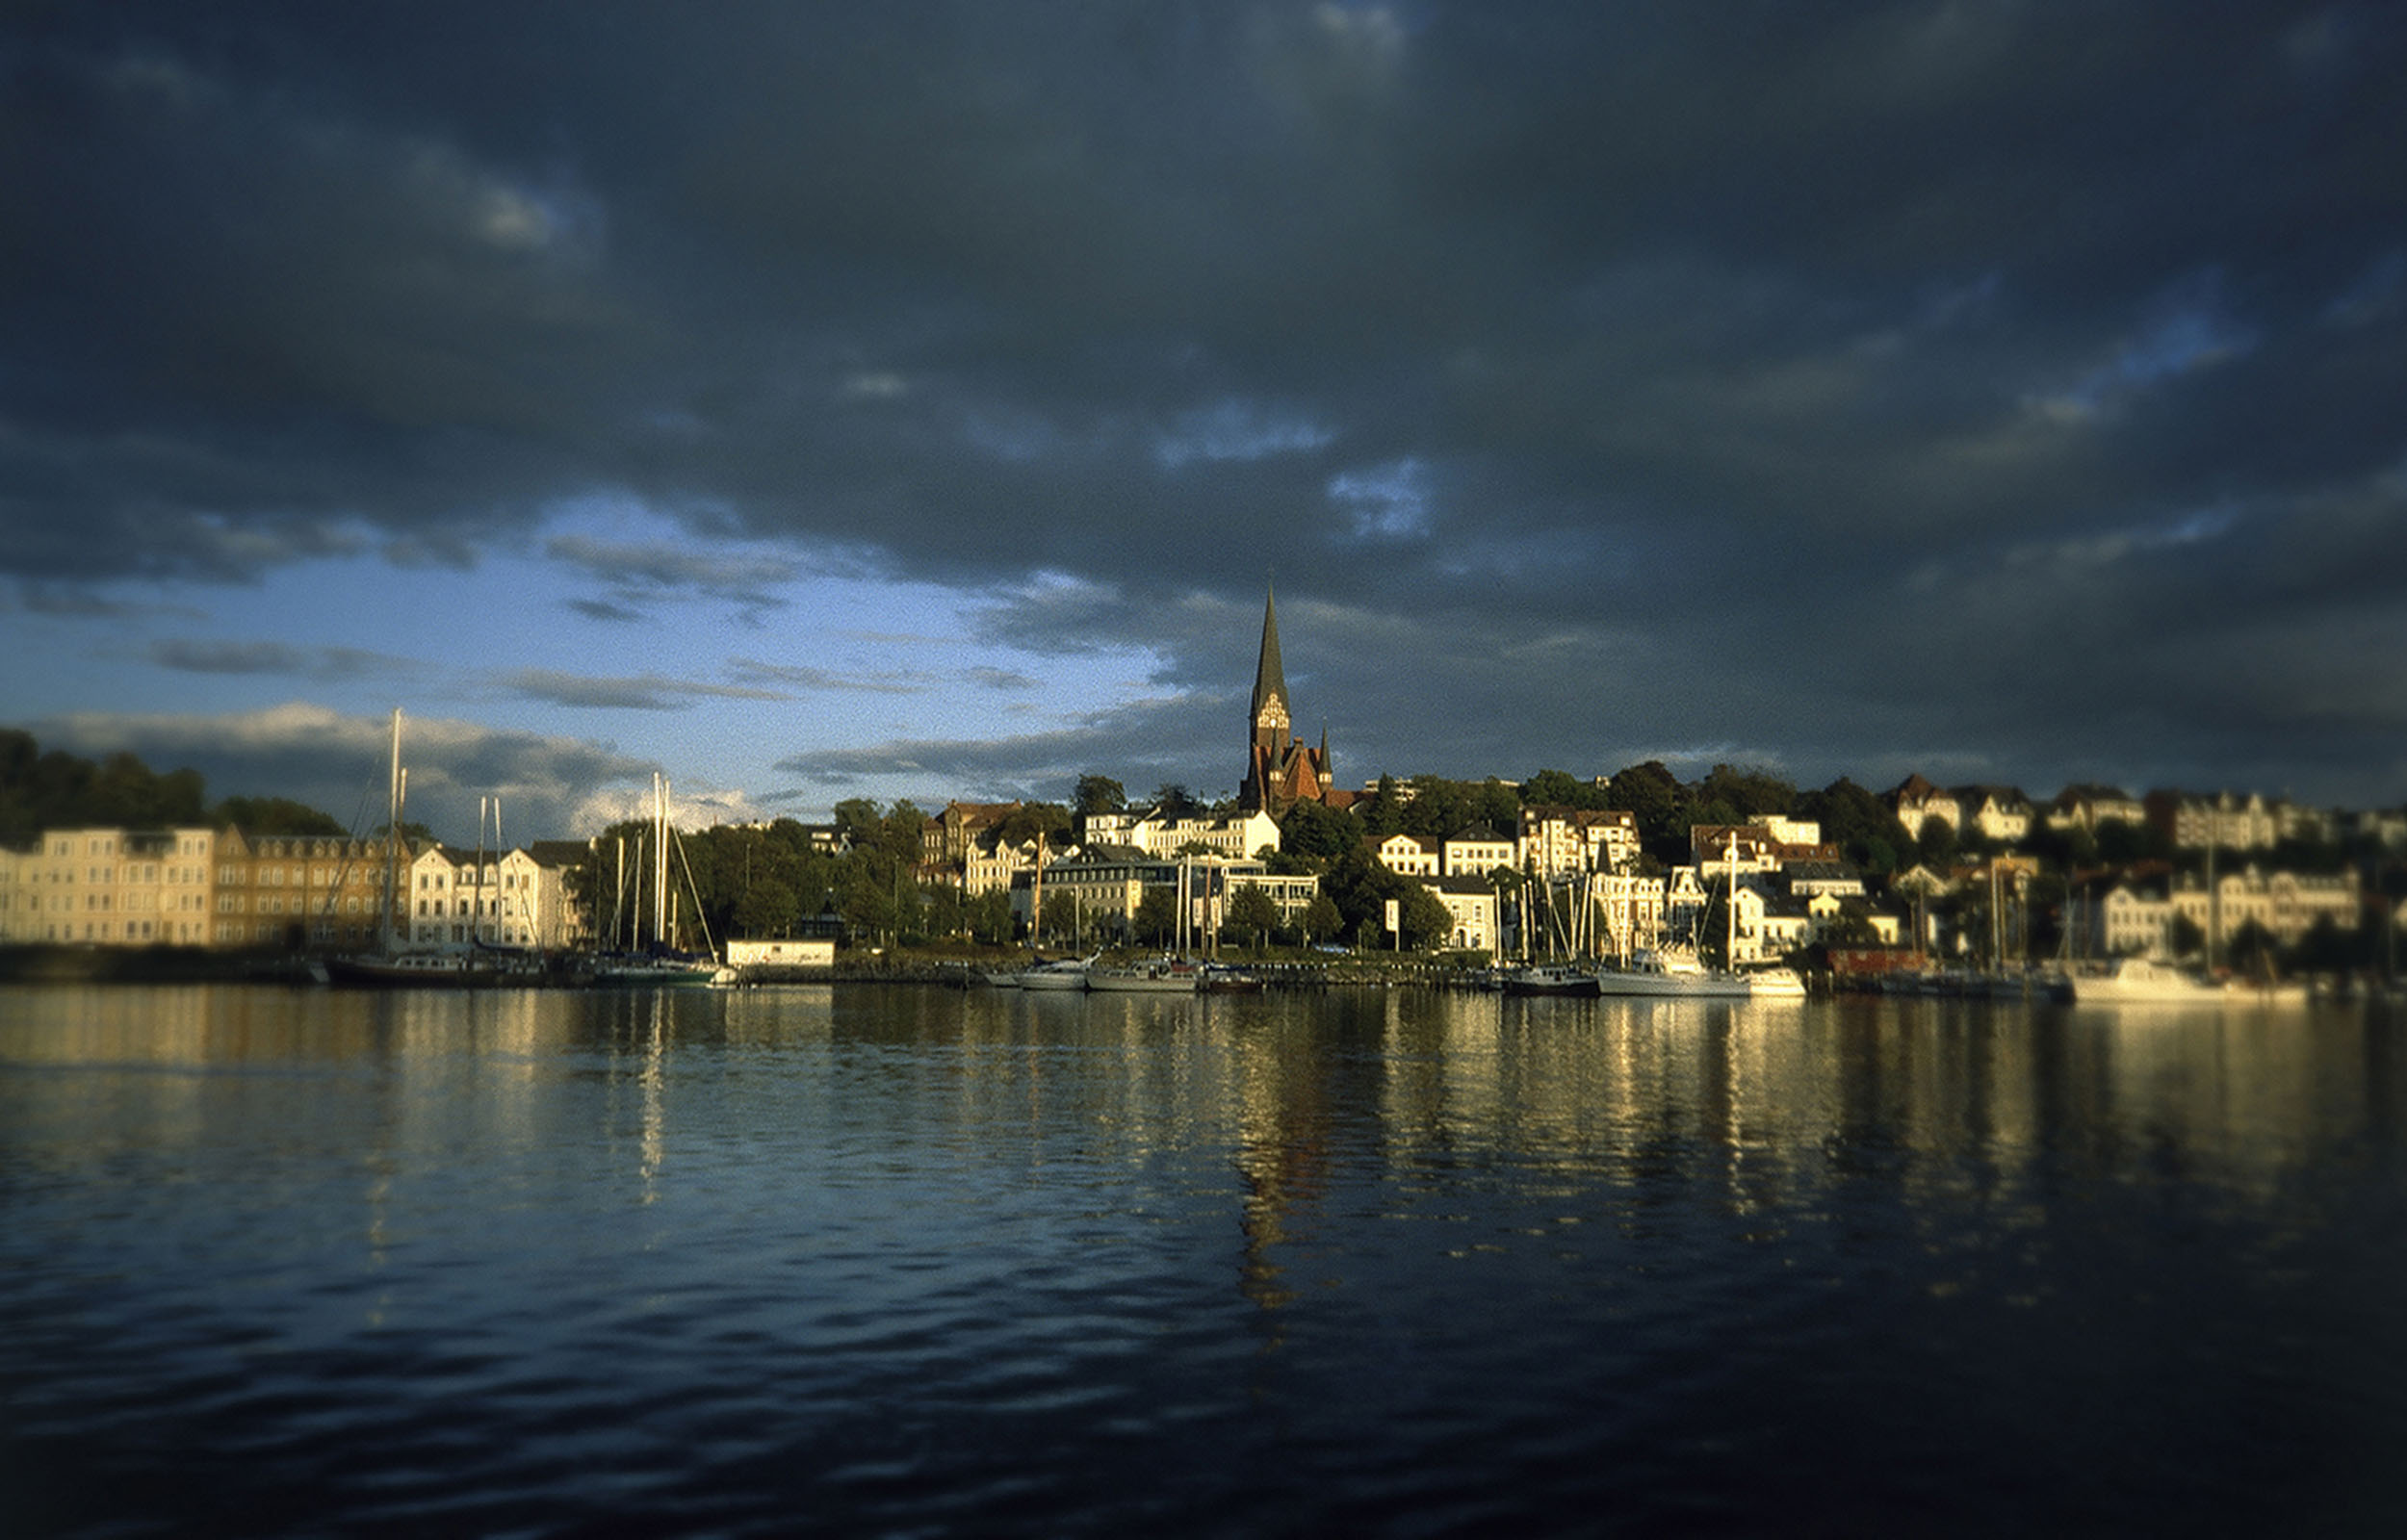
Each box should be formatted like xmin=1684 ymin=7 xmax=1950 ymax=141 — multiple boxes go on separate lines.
xmin=4 ymin=983 xmax=2404 ymax=1536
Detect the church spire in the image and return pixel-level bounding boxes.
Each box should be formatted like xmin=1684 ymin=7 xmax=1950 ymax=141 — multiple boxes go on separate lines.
xmin=1250 ymin=584 xmax=1288 ymax=726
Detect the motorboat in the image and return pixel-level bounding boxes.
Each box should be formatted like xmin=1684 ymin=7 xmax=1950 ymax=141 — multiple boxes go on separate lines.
xmin=323 ymin=949 xmax=504 ymax=988
xmin=583 ymin=950 xmax=719 ymax=988
xmin=1743 ymin=965 xmax=1808 ymax=998
xmin=2070 ymin=957 xmax=2235 ymax=1004
xmin=1017 ymin=954 xmax=1097 ymax=991
xmin=1087 ymin=959 xmax=1199 ymax=993
xmin=1501 ymin=962 xmax=1601 ymax=997
xmin=1592 ymin=948 xmax=1751 ymax=998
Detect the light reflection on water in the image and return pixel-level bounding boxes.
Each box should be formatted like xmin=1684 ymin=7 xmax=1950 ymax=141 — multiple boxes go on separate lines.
xmin=2 ymin=983 xmax=2402 ymax=1537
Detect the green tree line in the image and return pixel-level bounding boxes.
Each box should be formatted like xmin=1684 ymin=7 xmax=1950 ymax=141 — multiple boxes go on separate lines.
xmin=0 ymin=729 xmax=345 ymax=848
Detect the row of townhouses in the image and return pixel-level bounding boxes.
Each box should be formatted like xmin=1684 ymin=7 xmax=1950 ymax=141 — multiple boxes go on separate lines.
xmin=2091 ymin=867 xmax=2367 ymax=959
xmin=1888 ymin=777 xmax=2401 ymax=853
xmin=0 ymin=827 xmax=592 ymax=952
xmin=920 ymin=800 xmax=1916 ymax=963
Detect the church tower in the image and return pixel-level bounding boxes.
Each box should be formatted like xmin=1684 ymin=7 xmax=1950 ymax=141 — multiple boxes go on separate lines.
xmin=1240 ymin=585 xmax=1331 ymax=814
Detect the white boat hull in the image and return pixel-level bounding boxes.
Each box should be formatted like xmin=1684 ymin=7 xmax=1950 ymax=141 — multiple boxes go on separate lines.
xmin=1017 ymin=968 xmax=1090 ymax=990
xmin=1744 ymin=967 xmax=1808 ymax=998
xmin=1592 ymin=970 xmax=1752 ymax=998
xmin=2071 ymin=958 xmax=2304 ymax=1005
xmin=1086 ymin=971 xmax=1198 ymax=993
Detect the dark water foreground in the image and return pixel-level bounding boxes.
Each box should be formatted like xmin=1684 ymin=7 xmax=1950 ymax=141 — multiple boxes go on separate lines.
xmin=3 ymin=984 xmax=2401 ymax=1538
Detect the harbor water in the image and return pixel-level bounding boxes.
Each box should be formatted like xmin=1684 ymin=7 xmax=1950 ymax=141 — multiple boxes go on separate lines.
xmin=3 ymin=983 xmax=2403 ymax=1536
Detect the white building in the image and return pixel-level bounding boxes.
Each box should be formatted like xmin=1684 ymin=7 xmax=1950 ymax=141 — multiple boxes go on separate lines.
xmin=1442 ymin=834 xmax=1518 ymax=879
xmin=1419 ymin=876 xmax=1501 ymax=959
xmin=2093 ymin=865 xmax=2360 ymax=959
xmin=0 ymin=826 xmax=222 ymax=947
xmin=1080 ymin=808 xmax=1281 ymax=862
xmin=726 ymin=937 xmax=836 ymax=969
xmin=2047 ymin=784 xmax=2146 ymax=834
xmin=1888 ymin=775 xmax=1959 ymax=839
xmin=1955 ymin=788 xmax=2033 ymax=844
xmin=1518 ymin=807 xmax=1640 ymax=876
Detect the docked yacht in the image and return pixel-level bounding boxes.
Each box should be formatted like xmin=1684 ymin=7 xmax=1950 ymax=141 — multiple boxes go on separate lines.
xmin=1592 ymin=948 xmax=1752 ymax=998
xmin=2070 ymin=957 xmax=2232 ymax=1004
xmin=1501 ymin=962 xmax=1602 ymax=997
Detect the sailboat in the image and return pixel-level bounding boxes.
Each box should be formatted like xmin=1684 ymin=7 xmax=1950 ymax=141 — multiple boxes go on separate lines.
xmin=1501 ymin=869 xmax=1602 ymax=995
xmin=322 ymin=709 xmax=504 ymax=988
xmin=1593 ymin=834 xmax=1754 ymax=997
xmin=585 ymin=774 xmax=720 ymax=987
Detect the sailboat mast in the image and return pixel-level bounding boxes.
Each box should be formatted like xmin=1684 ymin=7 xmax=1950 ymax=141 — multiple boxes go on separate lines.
xmin=653 ymin=774 xmax=671 ymax=949
xmin=474 ymin=796 xmax=487 ymax=948
xmin=381 ymin=708 xmax=402 ymax=952
xmin=1725 ymin=833 xmax=1739 ymax=970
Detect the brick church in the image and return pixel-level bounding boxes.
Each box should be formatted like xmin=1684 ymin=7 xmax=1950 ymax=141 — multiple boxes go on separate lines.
xmin=1239 ymin=586 xmax=1334 ymax=815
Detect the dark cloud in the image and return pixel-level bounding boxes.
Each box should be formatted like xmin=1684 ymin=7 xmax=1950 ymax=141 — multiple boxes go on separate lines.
xmin=31 ymin=704 xmax=660 ymax=841
xmin=497 ymin=669 xmax=789 ymax=711
xmin=148 ymin=639 xmax=414 ymax=680
xmin=7 ymin=2 xmax=2405 ymax=802
xmin=771 ymin=696 xmax=1226 ymax=803
xmin=723 ymin=658 xmax=929 ymax=696
xmin=545 ymin=534 xmax=800 ymax=617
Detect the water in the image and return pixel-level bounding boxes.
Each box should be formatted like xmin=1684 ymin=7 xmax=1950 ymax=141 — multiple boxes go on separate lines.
xmin=3 ymin=984 xmax=2402 ymax=1537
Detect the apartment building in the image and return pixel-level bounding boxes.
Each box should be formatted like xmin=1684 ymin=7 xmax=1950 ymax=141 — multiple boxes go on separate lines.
xmin=0 ymin=827 xmax=222 ymax=946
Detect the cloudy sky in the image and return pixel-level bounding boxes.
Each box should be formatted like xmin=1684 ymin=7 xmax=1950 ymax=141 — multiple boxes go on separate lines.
xmin=6 ymin=2 xmax=2404 ymax=841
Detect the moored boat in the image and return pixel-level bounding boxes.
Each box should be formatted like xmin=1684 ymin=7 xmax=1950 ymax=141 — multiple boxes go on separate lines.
xmin=1744 ymin=965 xmax=1808 ymax=998
xmin=1018 ymin=954 xmax=1097 ymax=991
xmin=1197 ymin=963 xmax=1264 ymax=993
xmin=1501 ymin=962 xmax=1601 ymax=997
xmin=2071 ymin=957 xmax=2242 ymax=1004
xmin=1087 ymin=959 xmax=1199 ymax=993
xmin=582 ymin=950 xmax=719 ymax=987
xmin=1592 ymin=948 xmax=1751 ymax=998
xmin=323 ymin=949 xmax=504 ymax=988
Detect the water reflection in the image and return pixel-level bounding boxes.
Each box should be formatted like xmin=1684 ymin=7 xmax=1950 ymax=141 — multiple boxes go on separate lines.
xmin=4 ymin=988 xmax=2392 ymax=1203
xmin=4 ymin=985 xmax=2403 ymax=1537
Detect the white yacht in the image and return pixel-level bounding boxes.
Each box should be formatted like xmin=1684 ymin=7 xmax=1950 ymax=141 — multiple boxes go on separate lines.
xmin=1017 ymin=954 xmax=1098 ymax=991
xmin=2071 ymin=958 xmax=2232 ymax=1004
xmin=1743 ymin=965 xmax=1808 ymax=998
xmin=1592 ymin=948 xmax=1752 ymax=998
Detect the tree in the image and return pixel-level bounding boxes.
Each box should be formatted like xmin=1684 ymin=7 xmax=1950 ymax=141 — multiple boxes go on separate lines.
xmin=1074 ymin=775 xmax=1127 ymax=816
xmin=966 ymin=889 xmax=1014 ymax=946
xmin=1396 ymin=883 xmax=1456 ymax=951
xmin=2096 ymin=818 xmax=2168 ymax=866
xmin=1521 ymin=768 xmax=1606 ymax=811
xmin=1350 ymin=774 xmax=1400 ymax=836
xmin=1299 ymin=894 xmax=1343 ymax=946
xmin=2167 ymin=911 xmax=2205 ymax=961
xmin=733 ymin=876 xmax=799 ymax=937
xmin=1280 ymin=799 xmax=1360 ymax=862
xmin=1698 ymin=763 xmax=1796 ymax=819
xmin=215 ymin=795 xmax=348 ymax=836
xmin=1916 ymin=817 xmax=1959 ymax=868
xmin=832 ymin=798 xmax=886 ymax=851
xmin=1603 ymin=760 xmax=1690 ymax=863
xmin=1152 ymin=783 xmax=1204 ymax=818
xmin=1796 ymin=778 xmax=1912 ymax=877
xmin=1226 ymin=884 xmax=1280 ymax=952
xmin=2226 ymin=918 xmax=2280 ymax=979
xmin=996 ymin=802 xmax=1073 ymax=848
xmin=1133 ymin=886 xmax=1176 ymax=944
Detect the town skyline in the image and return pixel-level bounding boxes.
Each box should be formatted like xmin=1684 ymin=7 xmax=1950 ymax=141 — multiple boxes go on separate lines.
xmin=7 ymin=5 xmax=2404 ymax=837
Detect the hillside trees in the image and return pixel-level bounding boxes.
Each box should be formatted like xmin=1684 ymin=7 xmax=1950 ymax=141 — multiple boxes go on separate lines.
xmin=1795 ymin=779 xmax=1911 ymax=876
